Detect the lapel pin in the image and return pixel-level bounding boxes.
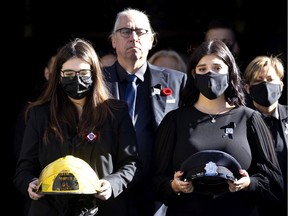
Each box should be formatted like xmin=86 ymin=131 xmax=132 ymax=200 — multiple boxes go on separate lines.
xmin=86 ymin=132 xmax=97 ymax=142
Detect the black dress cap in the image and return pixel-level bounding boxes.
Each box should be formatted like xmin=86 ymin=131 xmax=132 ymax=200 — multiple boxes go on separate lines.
xmin=180 ymin=150 xmax=242 ymax=196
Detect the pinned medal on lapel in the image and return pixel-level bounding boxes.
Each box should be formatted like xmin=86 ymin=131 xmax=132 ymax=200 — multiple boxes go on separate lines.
xmin=222 ymin=122 xmax=236 ymax=139
xmin=86 ymin=132 xmax=97 ymax=142
xmin=151 ymin=84 xmax=175 ymax=103
xmin=151 ymin=84 xmax=162 ymax=96
xmin=151 ymin=84 xmax=173 ymax=96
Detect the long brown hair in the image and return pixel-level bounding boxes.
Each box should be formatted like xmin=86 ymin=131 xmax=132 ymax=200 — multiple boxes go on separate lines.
xmin=25 ymin=38 xmax=117 ymax=143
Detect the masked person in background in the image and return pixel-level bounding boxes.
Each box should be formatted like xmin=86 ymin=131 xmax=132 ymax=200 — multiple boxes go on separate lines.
xmin=14 ymin=38 xmax=141 ymax=216
xmin=152 ymin=40 xmax=284 ymax=216
xmin=244 ymin=55 xmax=287 ymax=216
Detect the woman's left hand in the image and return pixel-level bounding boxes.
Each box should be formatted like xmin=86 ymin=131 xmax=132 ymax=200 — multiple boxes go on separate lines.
xmin=94 ymin=179 xmax=112 ymax=200
xmin=228 ymin=169 xmax=250 ymax=192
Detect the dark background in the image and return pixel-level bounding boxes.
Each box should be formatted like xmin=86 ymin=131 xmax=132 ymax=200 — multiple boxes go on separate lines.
xmin=6 ymin=0 xmax=287 ymax=214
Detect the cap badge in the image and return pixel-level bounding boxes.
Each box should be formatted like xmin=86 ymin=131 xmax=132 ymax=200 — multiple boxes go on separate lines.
xmin=204 ymin=161 xmax=218 ymax=176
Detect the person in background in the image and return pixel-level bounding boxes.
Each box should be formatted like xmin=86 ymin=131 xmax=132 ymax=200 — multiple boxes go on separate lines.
xmin=13 ymin=54 xmax=56 ymax=216
xmin=103 ymin=8 xmax=187 ymax=216
xmin=14 ymin=54 xmax=56 ymax=163
xmin=205 ymin=18 xmax=242 ymax=71
xmin=148 ymin=49 xmax=187 ymax=72
xmin=43 ymin=55 xmax=56 ymax=80
xmin=243 ymin=55 xmax=287 ymax=216
xmin=152 ymin=40 xmax=283 ymax=216
xmin=98 ymin=48 xmax=117 ymax=67
xmin=14 ymin=38 xmax=141 ymax=216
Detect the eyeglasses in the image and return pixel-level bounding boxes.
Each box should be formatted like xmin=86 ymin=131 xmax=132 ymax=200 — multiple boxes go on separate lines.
xmin=116 ymin=28 xmax=149 ymax=38
xmin=61 ymin=69 xmax=92 ymax=78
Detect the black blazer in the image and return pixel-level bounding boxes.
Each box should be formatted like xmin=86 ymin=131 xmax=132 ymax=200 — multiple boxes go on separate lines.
xmin=103 ymin=62 xmax=187 ymax=129
xmin=14 ymin=100 xmax=141 ymax=216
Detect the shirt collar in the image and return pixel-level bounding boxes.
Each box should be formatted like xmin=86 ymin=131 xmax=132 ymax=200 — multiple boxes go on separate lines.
xmin=116 ymin=61 xmax=146 ymax=82
xmin=261 ymin=106 xmax=279 ymax=120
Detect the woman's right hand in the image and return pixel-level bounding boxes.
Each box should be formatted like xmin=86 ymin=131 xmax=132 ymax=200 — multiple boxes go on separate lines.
xmin=28 ymin=179 xmax=44 ymax=200
xmin=171 ymin=171 xmax=194 ymax=194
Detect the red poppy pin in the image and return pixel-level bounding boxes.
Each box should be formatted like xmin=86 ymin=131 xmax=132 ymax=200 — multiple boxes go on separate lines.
xmin=161 ymin=88 xmax=173 ymax=96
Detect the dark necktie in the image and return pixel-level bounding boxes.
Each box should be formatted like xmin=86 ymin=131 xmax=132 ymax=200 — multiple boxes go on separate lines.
xmin=124 ymin=74 xmax=137 ymax=120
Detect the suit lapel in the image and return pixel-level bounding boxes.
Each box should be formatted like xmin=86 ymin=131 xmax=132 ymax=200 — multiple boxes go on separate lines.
xmin=149 ymin=64 xmax=169 ymax=126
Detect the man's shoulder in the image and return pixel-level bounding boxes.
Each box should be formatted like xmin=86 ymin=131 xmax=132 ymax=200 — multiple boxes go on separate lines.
xmin=102 ymin=64 xmax=118 ymax=81
xmin=103 ymin=64 xmax=116 ymax=73
xmin=149 ymin=64 xmax=187 ymax=80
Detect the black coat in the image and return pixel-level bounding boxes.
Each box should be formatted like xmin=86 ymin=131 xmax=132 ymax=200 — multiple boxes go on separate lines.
xmin=14 ymin=100 xmax=142 ymax=216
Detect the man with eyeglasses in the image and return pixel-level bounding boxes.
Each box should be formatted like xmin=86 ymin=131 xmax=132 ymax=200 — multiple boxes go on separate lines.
xmin=103 ymin=8 xmax=187 ymax=216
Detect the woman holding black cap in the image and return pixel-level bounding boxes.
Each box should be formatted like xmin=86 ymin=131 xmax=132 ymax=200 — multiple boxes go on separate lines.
xmin=152 ymin=40 xmax=284 ymax=216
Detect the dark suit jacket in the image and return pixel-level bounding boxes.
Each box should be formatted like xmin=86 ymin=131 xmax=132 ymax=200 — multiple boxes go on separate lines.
xmin=103 ymin=61 xmax=187 ymax=216
xmin=103 ymin=62 xmax=187 ymax=129
xmin=255 ymin=103 xmax=288 ymax=216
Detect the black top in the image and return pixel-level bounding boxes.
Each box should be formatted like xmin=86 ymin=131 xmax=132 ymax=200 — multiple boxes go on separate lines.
xmin=153 ymin=105 xmax=283 ymax=216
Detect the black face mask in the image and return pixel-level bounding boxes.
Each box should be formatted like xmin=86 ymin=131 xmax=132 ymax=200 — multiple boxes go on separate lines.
xmin=195 ymin=71 xmax=229 ymax=99
xmin=250 ymin=82 xmax=282 ymax=107
xmin=60 ymin=75 xmax=93 ymax=99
